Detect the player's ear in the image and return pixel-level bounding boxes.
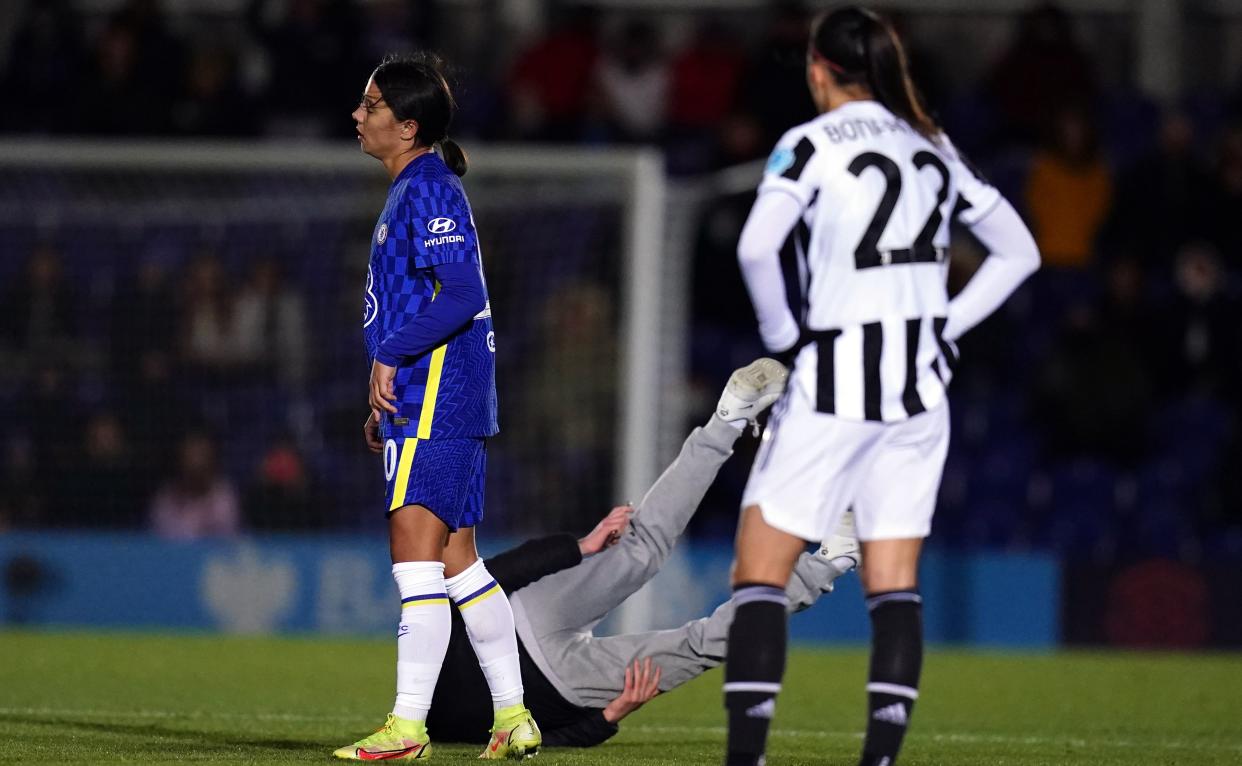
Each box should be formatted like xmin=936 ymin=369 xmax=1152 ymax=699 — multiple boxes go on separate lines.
xmin=806 ymin=61 xmax=833 ymax=109
xmin=400 ymin=118 xmax=420 ymax=142
xmin=806 ymin=59 xmax=826 ymax=90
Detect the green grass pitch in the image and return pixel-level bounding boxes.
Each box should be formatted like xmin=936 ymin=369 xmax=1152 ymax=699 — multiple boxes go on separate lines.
xmin=1 ymin=631 xmax=1239 ymax=764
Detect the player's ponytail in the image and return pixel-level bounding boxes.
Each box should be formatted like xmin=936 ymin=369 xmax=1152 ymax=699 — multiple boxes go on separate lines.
xmin=862 ymin=12 xmax=938 ymax=142
xmin=372 ymin=52 xmax=467 ymax=175
xmin=438 ymin=138 xmax=468 ymax=177
xmin=810 ymin=6 xmax=939 ymax=142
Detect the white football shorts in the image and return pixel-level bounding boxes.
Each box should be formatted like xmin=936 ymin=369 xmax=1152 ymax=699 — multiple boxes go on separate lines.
xmin=741 ymin=381 xmax=950 ymax=542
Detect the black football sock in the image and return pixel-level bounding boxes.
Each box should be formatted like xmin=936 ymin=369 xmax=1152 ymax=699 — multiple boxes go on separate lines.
xmin=859 ymin=590 xmax=923 ymax=766
xmin=723 ymin=583 xmax=788 ymax=766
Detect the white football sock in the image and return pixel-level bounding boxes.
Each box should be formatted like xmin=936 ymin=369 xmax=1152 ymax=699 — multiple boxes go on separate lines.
xmin=445 ymin=558 xmax=524 ymax=711
xmin=392 ymin=561 xmax=451 ymax=722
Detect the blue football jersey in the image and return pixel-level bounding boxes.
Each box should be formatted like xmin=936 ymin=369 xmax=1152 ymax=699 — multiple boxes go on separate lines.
xmin=363 ymin=152 xmax=499 ymax=439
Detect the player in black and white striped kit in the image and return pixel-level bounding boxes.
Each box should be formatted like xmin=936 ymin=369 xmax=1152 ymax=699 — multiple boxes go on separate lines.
xmin=722 ymin=7 xmax=1040 ymax=766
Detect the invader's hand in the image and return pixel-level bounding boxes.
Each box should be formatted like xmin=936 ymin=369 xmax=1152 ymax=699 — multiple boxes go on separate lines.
xmin=603 ymin=658 xmax=662 ymax=723
xmin=369 ymin=359 xmax=399 ymax=415
xmin=578 ymin=504 xmax=633 ymax=556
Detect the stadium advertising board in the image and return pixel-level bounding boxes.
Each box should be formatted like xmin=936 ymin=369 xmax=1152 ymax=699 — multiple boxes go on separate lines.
xmin=0 ymin=533 xmax=1057 ymax=647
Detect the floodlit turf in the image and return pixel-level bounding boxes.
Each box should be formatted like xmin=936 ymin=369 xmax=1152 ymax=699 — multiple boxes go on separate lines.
xmin=1 ymin=631 xmax=1239 ymax=764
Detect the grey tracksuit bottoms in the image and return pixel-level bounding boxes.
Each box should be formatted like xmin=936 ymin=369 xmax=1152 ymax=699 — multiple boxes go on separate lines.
xmin=510 ymin=416 xmax=841 ymax=708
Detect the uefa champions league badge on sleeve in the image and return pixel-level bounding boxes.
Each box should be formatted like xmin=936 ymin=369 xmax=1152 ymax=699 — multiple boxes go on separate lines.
xmin=376 ymin=222 xmax=388 ymax=245
xmin=766 ymin=147 xmax=795 ymax=177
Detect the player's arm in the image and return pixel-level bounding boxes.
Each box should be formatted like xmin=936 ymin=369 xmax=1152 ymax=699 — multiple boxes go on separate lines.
xmin=943 ymin=199 xmax=1039 ymax=341
xmin=737 ymin=131 xmax=819 ymax=361
xmin=942 ymin=144 xmax=1041 ymax=342
xmin=369 ymin=259 xmax=484 ymax=414
xmin=738 ymin=193 xmax=804 ymax=358
xmin=373 ymin=260 xmax=485 ymax=366
xmin=369 ymin=194 xmax=485 ymax=414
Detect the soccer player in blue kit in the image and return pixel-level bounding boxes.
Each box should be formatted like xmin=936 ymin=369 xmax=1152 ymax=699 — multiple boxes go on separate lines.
xmin=334 ymin=54 xmax=541 ymax=761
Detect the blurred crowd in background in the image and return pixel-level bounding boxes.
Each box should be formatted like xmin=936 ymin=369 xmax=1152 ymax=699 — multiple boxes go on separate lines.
xmin=2 ymin=0 xmax=1242 ymax=563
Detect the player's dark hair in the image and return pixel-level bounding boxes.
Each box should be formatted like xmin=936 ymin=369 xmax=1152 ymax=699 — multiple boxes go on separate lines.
xmin=372 ymin=52 xmax=468 ymax=177
xmin=810 ymin=6 xmax=939 ymax=141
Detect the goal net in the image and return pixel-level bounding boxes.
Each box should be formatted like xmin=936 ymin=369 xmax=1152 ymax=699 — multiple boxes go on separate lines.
xmin=0 ymin=140 xmax=678 ymax=539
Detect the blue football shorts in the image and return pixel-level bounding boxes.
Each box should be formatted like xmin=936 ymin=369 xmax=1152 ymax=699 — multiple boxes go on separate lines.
xmin=382 ymin=436 xmax=486 ymax=530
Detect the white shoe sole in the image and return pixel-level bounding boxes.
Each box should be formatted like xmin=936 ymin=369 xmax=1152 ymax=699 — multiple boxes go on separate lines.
xmin=717 ymin=358 xmax=789 ymax=422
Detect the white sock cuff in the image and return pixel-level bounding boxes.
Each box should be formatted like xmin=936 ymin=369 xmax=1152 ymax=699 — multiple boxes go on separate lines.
xmin=393 ymin=560 xmax=445 ymax=575
xmin=444 ymin=558 xmax=497 ymax=604
xmin=393 ymin=561 xmax=446 ymax=600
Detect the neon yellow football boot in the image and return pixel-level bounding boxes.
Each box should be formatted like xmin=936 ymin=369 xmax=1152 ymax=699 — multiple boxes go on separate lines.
xmin=333 ymin=714 xmax=431 ymax=761
xmin=478 ymin=704 xmax=541 ymax=760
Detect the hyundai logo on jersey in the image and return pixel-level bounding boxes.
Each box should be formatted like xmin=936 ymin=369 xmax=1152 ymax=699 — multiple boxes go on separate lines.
xmin=427 ymin=217 xmax=457 ymax=234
